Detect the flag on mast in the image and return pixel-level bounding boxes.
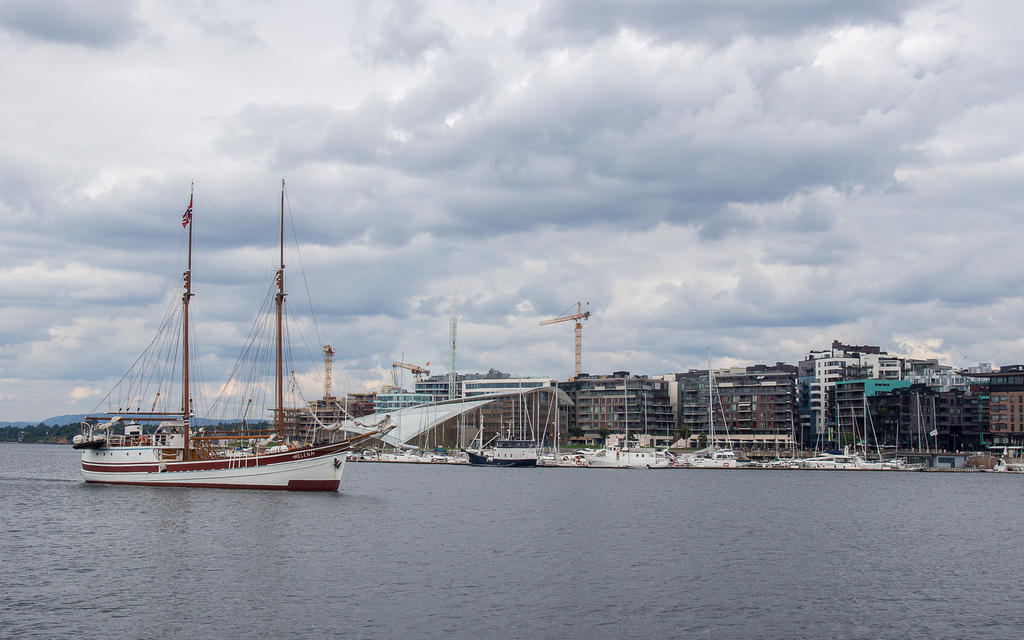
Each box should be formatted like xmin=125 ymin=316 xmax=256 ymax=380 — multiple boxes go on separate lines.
xmin=181 ymin=191 xmax=193 ymax=228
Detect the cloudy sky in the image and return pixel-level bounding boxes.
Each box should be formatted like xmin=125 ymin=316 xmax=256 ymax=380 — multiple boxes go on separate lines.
xmin=2 ymin=0 xmax=1023 ymax=421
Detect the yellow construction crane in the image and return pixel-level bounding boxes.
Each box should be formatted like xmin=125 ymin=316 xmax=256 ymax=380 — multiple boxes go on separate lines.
xmin=539 ymin=301 xmax=591 ymax=377
xmin=392 ymin=361 xmax=431 ymax=382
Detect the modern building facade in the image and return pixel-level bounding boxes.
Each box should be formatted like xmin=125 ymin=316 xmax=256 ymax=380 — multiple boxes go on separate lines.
xmin=414 ymin=368 xmax=532 ymax=402
xmin=673 ymin=364 xmax=798 ymax=449
xmin=961 ymin=365 xmax=1024 ymax=448
xmin=463 ymin=377 xmax=556 ymax=398
xmin=560 ymin=372 xmax=675 ymax=445
xmin=833 ymin=379 xmax=912 ymax=448
xmin=867 ymin=385 xmax=984 ymax=452
xmin=799 ymin=340 xmax=904 ymax=446
xmin=374 ymin=387 xmax=434 ymax=413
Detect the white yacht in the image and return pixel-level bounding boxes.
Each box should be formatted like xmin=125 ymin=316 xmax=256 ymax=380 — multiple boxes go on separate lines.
xmin=537 ymin=452 xmax=588 ymax=467
xmin=680 ymin=448 xmax=742 ymax=469
xmin=584 ymin=444 xmax=671 ymax=469
xmin=799 ymin=452 xmax=869 ymax=470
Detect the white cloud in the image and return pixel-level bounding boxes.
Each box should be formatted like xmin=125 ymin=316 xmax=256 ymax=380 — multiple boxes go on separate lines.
xmin=2 ymin=0 xmax=1024 ymax=420
xmin=69 ymin=386 xmax=103 ymax=401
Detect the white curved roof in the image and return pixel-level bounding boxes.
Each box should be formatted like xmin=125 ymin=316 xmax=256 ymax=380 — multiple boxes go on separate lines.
xmin=339 ymin=387 xmax=572 ymax=448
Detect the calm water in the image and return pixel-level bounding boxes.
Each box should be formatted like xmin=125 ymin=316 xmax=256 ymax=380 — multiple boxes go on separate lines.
xmin=2 ymin=443 xmax=1024 ymax=639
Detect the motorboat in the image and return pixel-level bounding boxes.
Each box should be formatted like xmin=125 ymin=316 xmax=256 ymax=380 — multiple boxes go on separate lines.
xmin=584 ymin=444 xmax=671 ymax=469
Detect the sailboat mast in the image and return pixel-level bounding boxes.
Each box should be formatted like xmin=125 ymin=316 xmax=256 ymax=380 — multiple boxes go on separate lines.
xmin=623 ymin=376 xmax=628 ymax=445
xmin=276 ymin=179 xmax=285 ymax=437
xmin=182 ymin=182 xmax=194 ymax=454
xmin=707 ymin=348 xmax=714 ymax=449
xmin=554 ymin=382 xmax=560 ymax=452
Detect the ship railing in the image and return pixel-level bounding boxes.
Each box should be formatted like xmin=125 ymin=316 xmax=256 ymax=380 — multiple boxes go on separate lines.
xmin=106 ymin=434 xmax=151 ymax=447
xmin=102 ymin=433 xmax=178 ymax=448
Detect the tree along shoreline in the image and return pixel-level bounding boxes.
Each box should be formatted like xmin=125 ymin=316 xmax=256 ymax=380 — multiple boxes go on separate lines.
xmin=1 ymin=421 xmax=273 ymax=444
xmin=1 ymin=423 xmax=80 ymax=444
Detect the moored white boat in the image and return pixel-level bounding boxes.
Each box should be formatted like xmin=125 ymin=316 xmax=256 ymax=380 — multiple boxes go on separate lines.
xmin=584 ymin=445 xmax=671 ymax=469
xmin=798 ymin=452 xmax=869 ymax=470
xmin=538 ymin=452 xmax=588 ymax=467
xmin=679 ymin=448 xmax=743 ymax=469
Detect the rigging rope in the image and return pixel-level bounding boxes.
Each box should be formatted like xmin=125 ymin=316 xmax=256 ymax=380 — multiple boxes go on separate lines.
xmin=284 ymin=190 xmax=322 ymax=350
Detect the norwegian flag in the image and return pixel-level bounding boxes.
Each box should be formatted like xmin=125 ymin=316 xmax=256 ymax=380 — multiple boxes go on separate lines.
xmin=181 ymin=192 xmax=193 ymax=228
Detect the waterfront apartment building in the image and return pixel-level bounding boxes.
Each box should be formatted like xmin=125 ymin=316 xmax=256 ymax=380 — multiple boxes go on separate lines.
xmin=962 ymin=365 xmax=1024 ymax=448
xmin=561 ymin=372 xmax=675 ymax=445
xmin=832 ymin=379 xmax=912 ymax=448
xmin=673 ymin=364 xmax=798 ymax=450
xmin=867 ymin=385 xmax=984 ymax=452
xmin=903 ymin=360 xmax=968 ymax=392
xmin=799 ymin=340 xmax=903 ymax=445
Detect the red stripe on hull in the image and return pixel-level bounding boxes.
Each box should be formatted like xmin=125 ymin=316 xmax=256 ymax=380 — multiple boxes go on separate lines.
xmin=82 ymin=463 xmax=161 ymax=473
xmin=84 ymin=479 xmax=341 ymax=492
xmin=82 ymin=442 xmax=351 ymax=474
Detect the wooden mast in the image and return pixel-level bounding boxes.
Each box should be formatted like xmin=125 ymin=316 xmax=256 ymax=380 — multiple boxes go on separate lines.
xmin=183 ymin=182 xmax=194 ymax=456
xmin=275 ymin=179 xmax=286 ymax=437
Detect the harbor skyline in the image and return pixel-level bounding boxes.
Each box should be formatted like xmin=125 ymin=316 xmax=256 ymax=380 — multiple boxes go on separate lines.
xmin=3 ymin=1 xmax=1024 ymax=422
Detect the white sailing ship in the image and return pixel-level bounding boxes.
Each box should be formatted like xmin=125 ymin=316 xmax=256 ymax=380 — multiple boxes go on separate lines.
xmin=73 ymin=182 xmax=392 ymax=490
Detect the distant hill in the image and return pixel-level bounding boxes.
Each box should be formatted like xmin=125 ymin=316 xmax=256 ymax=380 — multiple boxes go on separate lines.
xmin=0 ymin=415 xmax=90 ymax=428
xmin=1 ymin=415 xmax=91 ymax=427
xmin=2 ymin=414 xmax=260 ymax=429
xmin=1 ymin=415 xmax=270 ymax=444
xmin=40 ymin=414 xmax=89 ymax=426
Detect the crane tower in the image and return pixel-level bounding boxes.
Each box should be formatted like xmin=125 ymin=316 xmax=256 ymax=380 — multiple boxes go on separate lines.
xmin=322 ymin=345 xmax=334 ymax=400
xmin=539 ymin=301 xmax=591 ymax=377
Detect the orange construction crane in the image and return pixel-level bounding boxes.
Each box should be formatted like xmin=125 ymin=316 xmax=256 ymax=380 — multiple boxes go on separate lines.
xmin=539 ymin=301 xmax=591 ymax=377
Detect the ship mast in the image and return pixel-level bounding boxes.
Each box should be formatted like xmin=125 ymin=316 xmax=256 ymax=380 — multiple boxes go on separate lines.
xmin=276 ymin=179 xmax=286 ymax=438
xmin=182 ymin=183 xmax=194 ymax=455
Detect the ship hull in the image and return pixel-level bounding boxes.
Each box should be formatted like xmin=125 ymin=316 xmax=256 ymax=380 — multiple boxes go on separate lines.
xmin=81 ymin=442 xmax=350 ymax=491
xmin=465 ymin=451 xmax=537 ymax=467
xmin=584 ymin=449 xmax=671 ymax=469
